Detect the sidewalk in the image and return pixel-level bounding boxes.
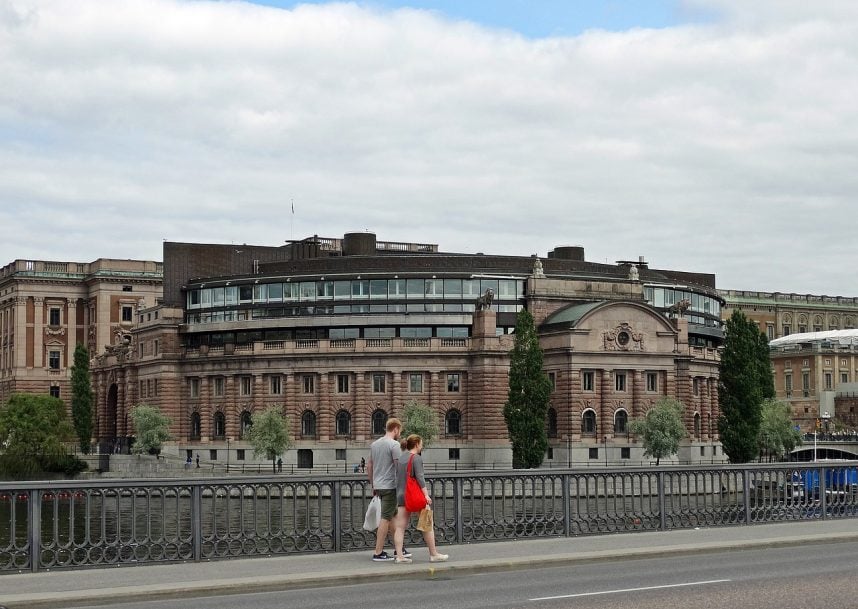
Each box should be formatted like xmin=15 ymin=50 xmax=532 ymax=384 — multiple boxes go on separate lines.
xmin=3 ymin=519 xmax=858 ymax=608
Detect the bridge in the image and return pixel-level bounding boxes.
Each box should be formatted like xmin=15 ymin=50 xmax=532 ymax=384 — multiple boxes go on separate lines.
xmin=790 ymin=435 xmax=858 ymax=461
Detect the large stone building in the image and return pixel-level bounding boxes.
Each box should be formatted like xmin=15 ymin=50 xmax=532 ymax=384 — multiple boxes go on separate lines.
xmin=0 ymin=258 xmax=163 ymax=409
xmin=90 ymin=232 xmax=725 ymax=467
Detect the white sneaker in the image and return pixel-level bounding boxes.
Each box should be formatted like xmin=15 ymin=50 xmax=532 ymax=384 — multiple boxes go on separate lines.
xmin=394 ymin=556 xmax=413 ymax=564
xmin=429 ymin=553 xmax=449 ymax=562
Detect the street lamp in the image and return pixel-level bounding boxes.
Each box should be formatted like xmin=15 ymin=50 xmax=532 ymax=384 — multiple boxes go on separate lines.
xmin=604 ymin=436 xmax=608 ymax=467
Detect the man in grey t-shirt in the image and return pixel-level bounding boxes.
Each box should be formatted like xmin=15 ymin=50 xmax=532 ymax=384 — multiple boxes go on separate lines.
xmin=367 ymin=417 xmax=402 ymax=561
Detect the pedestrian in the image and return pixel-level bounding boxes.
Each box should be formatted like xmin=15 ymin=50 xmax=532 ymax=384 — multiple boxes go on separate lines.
xmin=393 ymin=434 xmax=448 ymax=564
xmin=360 ymin=457 xmax=366 ymax=473
xmin=277 ymin=457 xmax=283 ymax=473
xmin=195 ymin=454 xmax=200 ymax=468
xmin=367 ymin=418 xmax=403 ymax=562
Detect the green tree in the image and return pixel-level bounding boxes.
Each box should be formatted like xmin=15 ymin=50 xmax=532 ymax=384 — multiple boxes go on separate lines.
xmin=718 ymin=310 xmax=770 ymax=463
xmin=247 ymin=406 xmax=292 ymax=472
xmin=758 ymin=399 xmax=802 ymax=462
xmin=400 ymin=399 xmax=439 ymax=447
xmin=130 ymin=404 xmax=172 ymax=455
xmin=629 ymin=397 xmax=686 ymax=465
xmin=70 ymin=343 xmax=94 ymax=454
xmin=503 ymin=309 xmax=552 ymax=469
xmin=0 ymin=393 xmax=85 ymax=479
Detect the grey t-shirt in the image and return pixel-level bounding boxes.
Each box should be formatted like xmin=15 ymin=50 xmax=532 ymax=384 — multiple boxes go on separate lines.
xmin=396 ymin=452 xmax=426 ymax=506
xmin=369 ymin=436 xmax=402 ymax=490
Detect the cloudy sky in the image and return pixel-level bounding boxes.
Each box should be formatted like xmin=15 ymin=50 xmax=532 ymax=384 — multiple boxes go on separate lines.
xmin=1 ymin=0 xmax=856 ymax=295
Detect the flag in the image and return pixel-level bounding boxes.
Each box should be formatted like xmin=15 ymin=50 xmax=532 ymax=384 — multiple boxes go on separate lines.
xmin=291 ymin=200 xmax=294 ymax=214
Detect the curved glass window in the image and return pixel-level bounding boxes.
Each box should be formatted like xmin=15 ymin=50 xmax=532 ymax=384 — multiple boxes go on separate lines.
xmin=334 ymin=281 xmax=350 ymax=299
xmin=370 ymin=280 xmax=387 ymax=299
xmin=268 ymin=283 xmax=283 ymax=302
xmin=406 ymin=279 xmax=423 ymax=298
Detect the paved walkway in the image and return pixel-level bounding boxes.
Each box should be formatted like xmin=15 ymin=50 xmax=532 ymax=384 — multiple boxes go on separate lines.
xmin=3 ymin=519 xmax=858 ymax=608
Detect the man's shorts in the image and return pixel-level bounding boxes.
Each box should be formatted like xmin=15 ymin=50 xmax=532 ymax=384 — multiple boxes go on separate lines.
xmin=376 ymin=489 xmax=397 ymax=521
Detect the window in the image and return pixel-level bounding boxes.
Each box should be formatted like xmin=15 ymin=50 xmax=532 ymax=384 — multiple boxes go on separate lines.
xmin=621 ymin=447 xmax=630 ymax=460
xmin=209 ymin=450 xmax=218 ymax=461
xmin=802 ymin=372 xmax=810 ymax=397
xmin=646 ymin=372 xmax=658 ymax=392
xmin=546 ymin=407 xmax=558 ymax=438
xmin=153 ymin=340 xmax=159 ymax=356
xmin=240 ymin=411 xmax=252 ymax=438
xmin=447 ymin=373 xmax=460 ymax=392
xmin=48 ymin=350 xmax=60 ymax=370
xmin=614 ymin=410 xmax=628 ymax=434
xmin=190 ymin=413 xmax=201 ymax=439
xmin=842 ymin=373 xmax=849 ymax=384
xmin=49 ymin=385 xmax=60 ymax=398
xmin=297 ymin=449 xmax=313 ymax=469
xmin=122 ymin=306 xmax=133 ymax=322
xmin=445 ymin=409 xmax=462 ymax=435
xmin=548 ymin=372 xmax=556 ymax=392
xmin=236 ymin=449 xmax=246 ymax=461
xmin=409 ymin=373 xmax=423 ymax=393
xmin=270 ymin=375 xmax=282 ymax=395
xmin=766 ymin=324 xmax=774 ymax=340
xmin=582 ymin=371 xmax=594 ymax=391
xmin=825 ymin=373 xmax=833 ymax=390
xmin=335 ymin=449 xmax=347 ymax=460
xmin=213 ymin=412 xmax=226 ymax=438
xmin=694 ymin=413 xmax=701 ymax=437
xmin=372 ymin=374 xmax=386 ymax=393
xmin=448 ymin=448 xmax=460 ymax=460
xmin=240 ymin=376 xmax=252 ymax=396
xmin=49 ymin=307 xmax=60 ymax=326
xmin=582 ymin=410 xmax=597 ymax=434
xmin=588 ymin=447 xmax=599 ymax=460
xmin=782 ymin=325 xmax=790 ymax=336
xmin=213 ymin=377 xmax=225 ymax=397
xmin=546 ymin=447 xmax=554 ymax=460
xmin=335 ymin=410 xmax=351 ymax=436
xmin=693 ymin=378 xmax=700 ymax=396
xmin=799 ymin=325 xmax=806 ymax=333
xmin=371 ymin=409 xmax=388 ymax=436
xmin=337 ymin=374 xmax=350 ymax=393
xmin=615 ymin=372 xmax=626 ymax=392
xmin=301 ymin=411 xmax=317 ymax=437
xmin=303 ymin=375 xmax=315 ymax=394
xmin=785 ymin=375 xmax=792 ymax=398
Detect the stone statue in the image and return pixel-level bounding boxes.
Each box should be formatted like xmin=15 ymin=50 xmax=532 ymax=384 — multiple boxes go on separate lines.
xmin=475 ymin=288 xmax=495 ymax=311
xmin=532 ymin=257 xmax=545 ymax=279
xmin=668 ymin=299 xmax=691 ymax=318
xmin=628 ymin=265 xmax=639 ymax=281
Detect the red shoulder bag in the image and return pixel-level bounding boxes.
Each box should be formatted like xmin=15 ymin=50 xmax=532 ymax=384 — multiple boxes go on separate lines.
xmin=404 ymin=453 xmax=428 ymax=512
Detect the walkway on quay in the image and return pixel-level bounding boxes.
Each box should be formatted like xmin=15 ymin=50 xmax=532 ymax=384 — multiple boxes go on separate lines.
xmin=4 ymin=519 xmax=858 ymax=608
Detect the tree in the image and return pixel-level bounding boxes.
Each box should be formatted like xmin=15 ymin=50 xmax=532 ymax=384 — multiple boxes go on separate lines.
xmin=247 ymin=406 xmax=292 ymax=472
xmin=758 ymin=399 xmax=802 ymax=462
xmin=629 ymin=397 xmax=686 ymax=465
xmin=70 ymin=343 xmax=94 ymax=454
xmin=0 ymin=393 xmax=85 ymax=479
xmin=400 ymin=399 xmax=439 ymax=447
xmin=130 ymin=404 xmax=172 ymax=455
xmin=718 ymin=310 xmax=771 ymax=463
xmin=503 ymin=309 xmax=552 ymax=469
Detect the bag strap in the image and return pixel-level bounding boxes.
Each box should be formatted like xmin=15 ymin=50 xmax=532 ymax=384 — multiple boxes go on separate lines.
xmin=407 ymin=453 xmax=415 ymax=478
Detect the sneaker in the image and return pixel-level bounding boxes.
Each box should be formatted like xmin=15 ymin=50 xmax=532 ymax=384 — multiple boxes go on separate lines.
xmin=429 ymin=553 xmax=449 ymax=562
xmin=394 ymin=556 xmax=413 ymax=564
xmin=372 ymin=552 xmax=392 ymax=562
xmin=400 ymin=547 xmax=413 ymax=559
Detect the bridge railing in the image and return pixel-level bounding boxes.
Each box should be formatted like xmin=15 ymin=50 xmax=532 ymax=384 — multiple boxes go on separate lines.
xmin=2 ymin=462 xmax=857 ymax=573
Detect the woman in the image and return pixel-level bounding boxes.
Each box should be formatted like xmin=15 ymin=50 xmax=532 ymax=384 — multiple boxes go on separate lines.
xmin=393 ymin=434 xmax=449 ymax=564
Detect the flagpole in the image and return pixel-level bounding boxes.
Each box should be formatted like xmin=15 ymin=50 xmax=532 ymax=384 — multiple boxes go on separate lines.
xmin=290 ymin=199 xmax=294 ymax=241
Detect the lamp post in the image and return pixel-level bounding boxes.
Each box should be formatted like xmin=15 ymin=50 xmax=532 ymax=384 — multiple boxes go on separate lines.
xmin=226 ymin=437 xmax=231 ymax=472
xmin=566 ymin=435 xmax=571 ymax=469
xmin=604 ymin=436 xmax=608 ymax=467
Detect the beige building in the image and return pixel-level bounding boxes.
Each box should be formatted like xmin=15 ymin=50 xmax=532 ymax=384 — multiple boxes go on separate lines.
xmin=0 ymin=258 xmax=162 ymax=411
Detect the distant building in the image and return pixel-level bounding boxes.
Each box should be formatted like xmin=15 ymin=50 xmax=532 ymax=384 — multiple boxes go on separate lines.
xmin=0 ymin=258 xmax=163 ymax=414
xmin=89 ymin=232 xmax=725 ymax=466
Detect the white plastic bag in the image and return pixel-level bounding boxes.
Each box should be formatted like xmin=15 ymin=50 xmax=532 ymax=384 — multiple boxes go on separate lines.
xmin=363 ymin=495 xmax=381 ymax=531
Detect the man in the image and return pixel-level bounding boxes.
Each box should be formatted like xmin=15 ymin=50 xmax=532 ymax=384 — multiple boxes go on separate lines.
xmin=367 ymin=417 xmax=408 ymax=561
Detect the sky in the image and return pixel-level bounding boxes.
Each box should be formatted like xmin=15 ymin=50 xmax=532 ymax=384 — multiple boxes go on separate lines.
xmin=1 ymin=0 xmax=856 ymax=295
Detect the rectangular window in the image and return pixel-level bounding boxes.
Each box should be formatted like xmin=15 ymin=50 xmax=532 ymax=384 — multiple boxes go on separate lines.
xmin=825 ymin=373 xmax=833 ymax=390
xmin=213 ymin=377 xmax=225 ymax=397
xmin=49 ymin=385 xmax=60 ymax=398
xmin=270 ymin=375 xmax=282 ymax=395
xmin=448 ymin=448 xmax=460 ymax=460
xmin=447 ymin=373 xmax=460 ymax=392
xmin=189 ymin=378 xmax=200 ymax=398
xmin=588 ymin=447 xmax=599 ymax=460
xmin=700 ymin=446 xmax=706 ymax=456
xmin=153 ymin=340 xmax=159 ymax=356
xmin=49 ymin=350 xmax=60 ymax=370
xmin=646 ymin=372 xmax=658 ymax=392
xmin=122 ymin=306 xmax=133 ymax=322
xmin=372 ymin=374 xmax=386 ymax=393
xmin=785 ymin=375 xmax=792 ymax=398
xmin=209 ymin=450 xmax=217 ymax=461
xmin=548 ymin=372 xmax=556 ymax=392
xmin=337 ymin=374 xmax=350 ymax=393
xmin=766 ymin=324 xmax=774 ymax=340
xmin=236 ymin=449 xmax=245 ymax=461
xmin=842 ymin=373 xmax=849 ymax=384
xmin=615 ymin=372 xmax=626 ymax=392
xmin=802 ymin=372 xmax=810 ymax=397
xmin=621 ymin=447 xmax=630 ymax=460
xmin=409 ymin=373 xmax=423 ymax=393
xmin=49 ymin=307 xmax=61 ymax=326
xmin=693 ymin=378 xmax=700 ymax=396
xmin=240 ymin=376 xmax=252 ymax=396
xmin=799 ymin=325 xmax=806 ymax=333
xmin=303 ymin=375 xmax=315 ymax=394
xmin=546 ymin=447 xmax=554 ymax=460
xmin=783 ymin=325 xmax=790 ymax=336
xmin=335 ymin=449 xmax=346 ymax=461
xmin=583 ymin=371 xmax=594 ymax=392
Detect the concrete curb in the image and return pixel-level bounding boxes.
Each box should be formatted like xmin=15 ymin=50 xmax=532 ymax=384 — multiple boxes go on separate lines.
xmin=7 ymin=531 xmax=858 ymax=609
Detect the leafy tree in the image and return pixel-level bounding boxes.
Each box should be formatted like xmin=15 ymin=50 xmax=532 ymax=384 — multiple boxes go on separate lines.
xmin=70 ymin=343 xmax=94 ymax=454
xmin=718 ymin=310 xmax=769 ymax=463
xmin=400 ymin=399 xmax=439 ymax=447
xmin=503 ymin=309 xmax=552 ymax=469
xmin=758 ymin=399 xmax=802 ymax=462
xmin=247 ymin=406 xmax=292 ymax=472
xmin=0 ymin=393 xmax=85 ymax=479
xmin=629 ymin=397 xmax=686 ymax=465
xmin=130 ymin=404 xmax=172 ymax=455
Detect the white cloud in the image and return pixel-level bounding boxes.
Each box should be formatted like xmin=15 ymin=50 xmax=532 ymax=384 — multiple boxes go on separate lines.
xmin=1 ymin=0 xmax=856 ymax=294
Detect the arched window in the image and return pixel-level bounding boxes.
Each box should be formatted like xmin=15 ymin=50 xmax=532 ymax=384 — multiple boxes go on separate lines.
xmin=335 ymin=410 xmax=351 ymax=436
xmin=582 ymin=410 xmax=597 ymax=435
xmin=301 ymin=410 xmax=317 ymax=437
xmin=614 ymin=409 xmax=628 ymax=435
xmin=445 ymin=409 xmax=462 ymax=436
xmin=547 ymin=407 xmax=558 ymax=438
xmin=190 ymin=412 xmax=201 ymax=439
xmin=694 ymin=412 xmax=701 ymax=437
xmin=213 ymin=412 xmax=226 ymax=439
xmin=371 ymin=409 xmax=388 ymax=436
xmin=240 ymin=411 xmax=253 ymax=439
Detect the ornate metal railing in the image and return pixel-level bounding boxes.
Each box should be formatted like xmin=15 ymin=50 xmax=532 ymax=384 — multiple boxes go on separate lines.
xmin=2 ymin=462 xmax=857 ymax=573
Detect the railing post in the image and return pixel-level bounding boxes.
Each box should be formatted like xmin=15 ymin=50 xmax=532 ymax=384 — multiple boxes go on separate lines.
xmin=819 ymin=466 xmax=827 ymax=520
xmin=743 ymin=469 xmax=751 ymax=525
xmin=562 ymin=475 xmax=571 ymax=537
xmin=192 ymin=484 xmax=202 ymax=562
xmin=28 ymin=489 xmax=42 ymax=573
xmin=454 ymin=478 xmax=464 ymax=544
xmin=332 ymin=480 xmax=342 ymax=552
xmin=658 ymin=472 xmax=666 ymax=531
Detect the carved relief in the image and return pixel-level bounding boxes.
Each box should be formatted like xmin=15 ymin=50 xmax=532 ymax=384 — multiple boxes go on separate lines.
xmin=45 ymin=326 xmax=66 ymax=337
xmin=602 ymin=323 xmax=645 ymax=351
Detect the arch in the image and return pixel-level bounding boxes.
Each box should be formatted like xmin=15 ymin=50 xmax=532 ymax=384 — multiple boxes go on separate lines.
xmin=693 ymin=412 xmax=701 ymax=437
xmin=371 ymin=409 xmax=388 ymax=436
xmin=213 ymin=411 xmax=226 ymax=439
xmin=301 ymin=410 xmax=317 ymax=437
xmin=445 ymin=408 xmax=462 ymax=436
xmin=542 ymin=299 xmax=677 ymax=333
xmin=546 ymin=407 xmax=558 ymax=438
xmin=582 ymin=409 xmax=597 ymax=435
xmin=190 ymin=412 xmax=201 ymax=439
xmin=614 ymin=409 xmax=628 ymax=435
xmin=239 ymin=410 xmax=253 ymax=439
xmin=335 ymin=410 xmax=352 ymax=436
